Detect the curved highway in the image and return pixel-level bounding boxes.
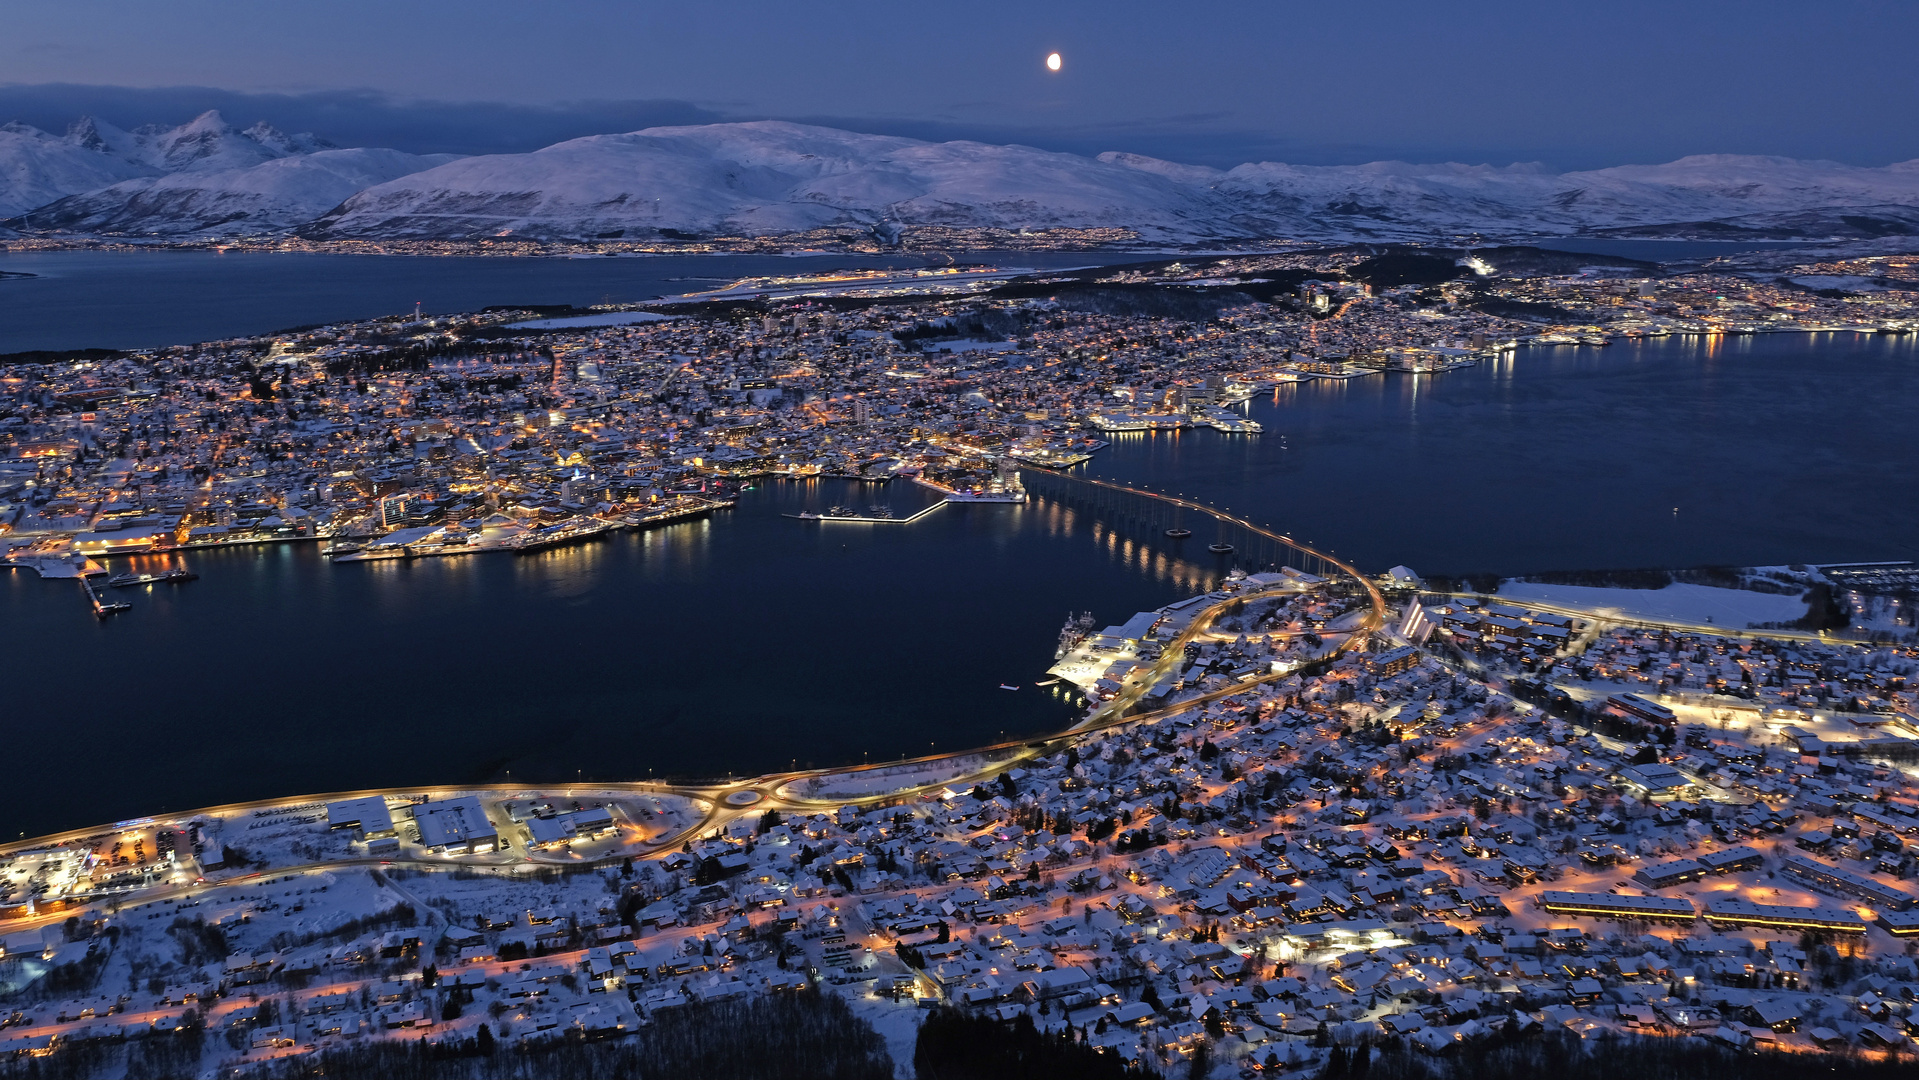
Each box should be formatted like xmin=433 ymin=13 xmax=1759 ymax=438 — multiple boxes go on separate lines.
xmin=0 ymin=484 xmax=1388 ymax=923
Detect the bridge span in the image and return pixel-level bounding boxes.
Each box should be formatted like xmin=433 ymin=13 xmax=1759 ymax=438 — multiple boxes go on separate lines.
xmin=1018 ymin=468 xmax=1356 ymax=581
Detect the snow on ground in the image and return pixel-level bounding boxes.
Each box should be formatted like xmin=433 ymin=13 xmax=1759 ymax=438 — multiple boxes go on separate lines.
xmin=506 ymin=312 xmax=678 ymax=330
xmin=1837 ymin=594 xmax=1918 ymax=640
xmin=839 ymin=989 xmax=922 ymax=1078
xmin=777 ymin=752 xmax=1019 ymax=801
xmin=1496 ymin=581 xmax=1810 ymax=627
xmin=1789 ymin=275 xmax=1892 ymax=292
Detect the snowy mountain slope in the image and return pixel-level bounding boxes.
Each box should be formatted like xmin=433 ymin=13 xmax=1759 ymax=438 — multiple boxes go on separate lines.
xmin=15 ymin=148 xmax=461 ymax=236
xmin=1185 ymin=154 xmax=1919 ymax=236
xmin=0 ymin=122 xmax=154 ymax=218
xmin=309 ymin=123 xmax=1919 ymax=242
xmin=0 ymin=110 xmax=352 ymax=225
xmin=99 ymin=110 xmax=333 ymax=173
xmin=303 ymin=122 xmax=1249 ymax=241
xmin=8 ymin=115 xmax=1919 ymax=242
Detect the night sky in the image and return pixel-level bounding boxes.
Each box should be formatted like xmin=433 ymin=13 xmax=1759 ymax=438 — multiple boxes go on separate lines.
xmin=5 ymin=0 xmax=1917 ymax=168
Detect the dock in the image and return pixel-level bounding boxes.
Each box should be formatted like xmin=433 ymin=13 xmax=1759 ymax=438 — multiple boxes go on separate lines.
xmin=783 ymin=502 xmax=945 ymax=525
xmin=107 ymin=568 xmax=197 ymax=588
xmin=620 ymin=498 xmax=731 ymax=530
xmin=513 ymin=519 xmax=617 ymax=553
xmin=331 ymin=499 xmax=734 ymax=563
xmin=80 ymin=577 xmax=130 ymax=618
xmin=4 ymin=553 xmax=107 ymax=579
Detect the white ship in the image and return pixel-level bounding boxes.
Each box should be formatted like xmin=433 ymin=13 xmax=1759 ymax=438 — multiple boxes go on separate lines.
xmin=1056 ymin=611 xmax=1097 ymax=659
xmin=1194 ymin=407 xmax=1264 ymax=434
xmin=1084 ymin=412 xmax=1190 ymax=432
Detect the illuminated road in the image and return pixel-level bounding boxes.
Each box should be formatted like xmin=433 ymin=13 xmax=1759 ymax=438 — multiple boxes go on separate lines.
xmin=617 ymin=479 xmax=1389 ymax=841
xmin=0 ymin=485 xmax=1387 ymax=921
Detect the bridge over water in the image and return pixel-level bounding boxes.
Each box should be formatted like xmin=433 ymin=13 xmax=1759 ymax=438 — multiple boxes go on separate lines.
xmin=1017 ymin=468 xmax=1357 ymax=582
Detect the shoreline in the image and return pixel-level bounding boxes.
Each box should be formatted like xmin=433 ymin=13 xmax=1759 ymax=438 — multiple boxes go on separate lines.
xmin=0 ymin=233 xmax=1859 ymax=259
xmin=0 ymin=484 xmax=1388 ymax=859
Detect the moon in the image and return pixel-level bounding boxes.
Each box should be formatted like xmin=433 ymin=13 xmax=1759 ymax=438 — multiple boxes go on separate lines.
xmin=1046 ymin=52 xmax=1062 ymax=72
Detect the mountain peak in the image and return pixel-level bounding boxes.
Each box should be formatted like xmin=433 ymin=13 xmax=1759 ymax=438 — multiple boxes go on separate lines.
xmin=243 ymin=121 xmax=333 ymax=155
xmin=8 ymin=117 xmax=1919 ymax=243
xmin=65 ymin=115 xmax=141 ymax=158
xmin=143 ymin=110 xmax=291 ymax=172
xmin=182 ymin=109 xmax=230 ymax=132
xmin=1098 ymin=151 xmax=1223 ymax=185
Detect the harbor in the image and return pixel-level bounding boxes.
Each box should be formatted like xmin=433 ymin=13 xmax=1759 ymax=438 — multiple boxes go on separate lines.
xmin=333 ymin=497 xmax=731 ymax=562
xmin=106 ymin=568 xmax=197 ymax=587
xmin=784 ymin=501 xmax=946 ymax=525
xmin=77 ymin=574 xmax=128 ymax=618
xmin=783 ymin=467 xmax=1032 ymax=524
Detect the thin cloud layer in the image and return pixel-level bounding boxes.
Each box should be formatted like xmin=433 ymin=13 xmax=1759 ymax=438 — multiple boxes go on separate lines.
xmin=0 ymin=85 xmax=1593 ymax=170
xmin=0 ymin=85 xmax=725 ymax=158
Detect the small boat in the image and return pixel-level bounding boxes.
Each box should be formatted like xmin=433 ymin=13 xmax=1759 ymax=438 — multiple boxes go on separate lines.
xmin=999 ymin=684 xmax=1020 ymax=691
xmin=1209 ymin=543 xmax=1235 ymax=554
xmin=1164 ymin=528 xmax=1192 ymax=539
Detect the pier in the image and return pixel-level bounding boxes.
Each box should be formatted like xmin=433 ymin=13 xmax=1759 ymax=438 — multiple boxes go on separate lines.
xmin=79 ymin=576 xmax=130 ymax=618
xmin=783 ymin=501 xmax=946 ymax=525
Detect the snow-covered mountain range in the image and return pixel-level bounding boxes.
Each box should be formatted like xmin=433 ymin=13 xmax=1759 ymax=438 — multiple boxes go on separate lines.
xmin=0 ymin=111 xmax=454 ymax=234
xmin=6 ymin=115 xmax=1919 ymax=244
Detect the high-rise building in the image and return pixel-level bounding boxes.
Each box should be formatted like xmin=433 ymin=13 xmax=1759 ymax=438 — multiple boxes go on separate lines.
xmin=379 ymin=494 xmax=410 ymax=529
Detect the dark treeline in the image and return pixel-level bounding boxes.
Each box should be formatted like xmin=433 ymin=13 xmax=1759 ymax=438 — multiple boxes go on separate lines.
xmin=0 ymin=1028 xmax=203 ymax=1080
xmin=987 ymin=281 xmax=1259 ymax=321
xmin=323 ymin=338 xmax=548 ymax=377
xmin=1343 ymin=253 xmax=1468 ymax=287
xmin=914 ymin=1008 xmax=1161 ymax=1080
xmin=196 ymin=988 xmax=891 ymax=1080
xmin=0 ymin=348 xmax=126 ymax=366
xmin=8 ymin=1001 xmax=1913 ymax=1080
xmin=1365 ymin=1031 xmax=1912 ymax=1080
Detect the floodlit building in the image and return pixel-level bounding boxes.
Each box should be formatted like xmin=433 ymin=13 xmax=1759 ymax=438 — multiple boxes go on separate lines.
xmin=1781 ymin=852 xmax=1918 ymax=910
xmin=526 ymin=807 xmax=618 ymax=850
xmin=1702 ymin=898 xmax=1868 ymax=934
xmin=1617 ymin=762 xmax=1689 ymax=797
xmin=415 ymin=796 xmax=499 ymax=855
xmin=1606 ymin=693 xmax=1677 ymax=726
xmin=1632 ymin=857 xmax=1707 ymax=890
xmin=1538 ymin=891 xmax=1696 ymax=923
xmin=325 ymin=796 xmax=396 ymax=840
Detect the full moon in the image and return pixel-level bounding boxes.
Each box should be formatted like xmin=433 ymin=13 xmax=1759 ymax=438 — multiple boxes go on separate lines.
xmin=1046 ymin=52 xmax=1062 ymax=72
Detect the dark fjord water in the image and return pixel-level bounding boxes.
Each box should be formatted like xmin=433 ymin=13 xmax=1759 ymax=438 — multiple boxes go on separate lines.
xmin=1 ymin=250 xmax=1913 ymax=837
xmin=0 ymin=248 xmax=1113 ymax=353
xmin=1087 ymin=332 xmax=1919 ymax=576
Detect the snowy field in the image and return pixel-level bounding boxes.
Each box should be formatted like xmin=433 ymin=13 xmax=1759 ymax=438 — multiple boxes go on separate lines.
xmin=1496 ymin=581 xmax=1811 ymax=627
xmin=775 ymin=752 xmax=1020 ymax=802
